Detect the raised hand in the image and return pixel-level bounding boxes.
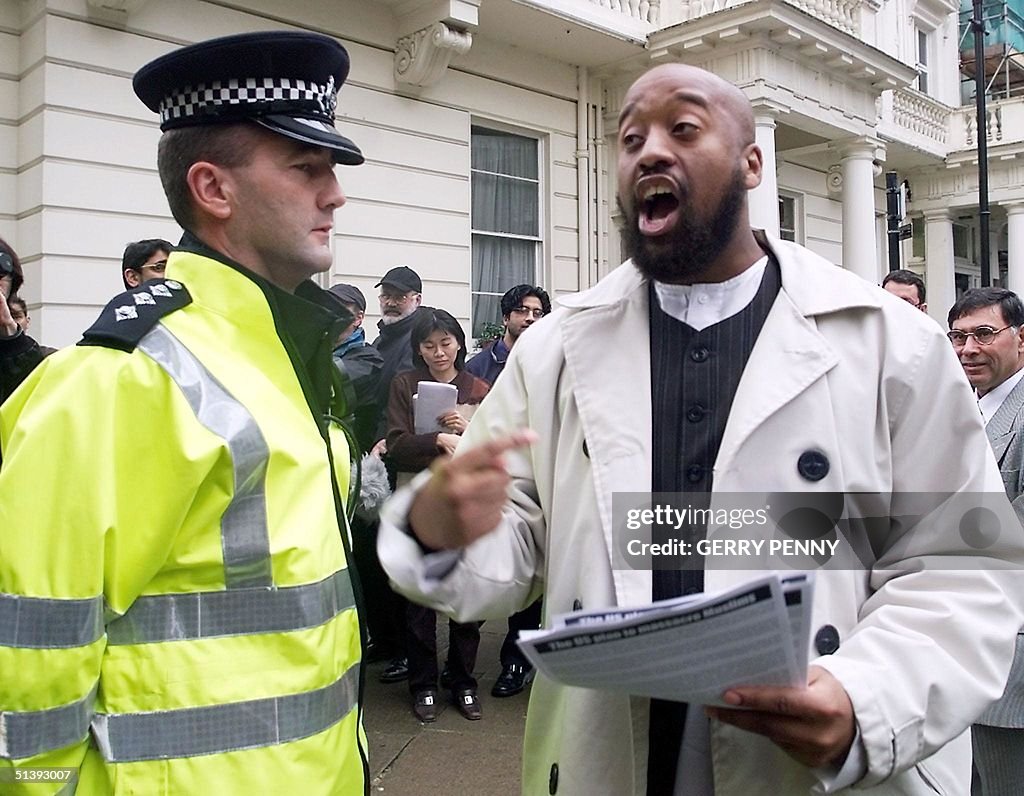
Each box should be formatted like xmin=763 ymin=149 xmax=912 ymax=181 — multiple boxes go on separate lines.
xmin=409 ymin=429 xmax=537 ymax=550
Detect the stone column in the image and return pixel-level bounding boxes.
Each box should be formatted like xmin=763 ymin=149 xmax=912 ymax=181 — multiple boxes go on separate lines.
xmin=1007 ymin=203 xmax=1024 ymax=294
xmin=748 ymin=104 xmax=782 ymax=237
xmin=924 ymin=209 xmax=956 ymax=324
xmin=839 ymin=138 xmax=880 ymax=282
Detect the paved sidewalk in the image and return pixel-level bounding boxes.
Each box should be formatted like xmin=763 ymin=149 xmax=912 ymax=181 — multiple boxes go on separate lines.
xmin=363 ymin=624 xmax=528 ymax=795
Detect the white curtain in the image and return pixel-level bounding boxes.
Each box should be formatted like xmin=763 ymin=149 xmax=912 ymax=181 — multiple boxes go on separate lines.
xmin=471 ymin=128 xmax=539 ymax=337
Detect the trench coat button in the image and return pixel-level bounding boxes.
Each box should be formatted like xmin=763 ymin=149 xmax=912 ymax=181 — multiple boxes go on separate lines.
xmin=549 ymin=763 xmax=559 ymax=794
xmin=797 ymin=450 xmax=829 ymax=482
xmin=572 ymin=599 xmax=582 ymax=611
xmin=686 ymin=405 xmax=706 ymax=423
xmin=685 ymin=464 xmax=705 ymax=483
xmin=690 ymin=346 xmax=710 ymax=363
xmin=582 ymin=439 xmax=589 ymax=459
xmin=814 ymin=624 xmax=840 ymax=655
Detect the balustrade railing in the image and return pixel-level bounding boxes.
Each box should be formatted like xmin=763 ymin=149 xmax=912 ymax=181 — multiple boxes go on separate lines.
xmin=589 ymin=0 xmax=662 ymax=23
xmin=675 ymin=0 xmax=860 ymax=34
xmin=891 ymin=88 xmax=950 ymax=145
xmin=963 ymin=105 xmax=1004 ymax=145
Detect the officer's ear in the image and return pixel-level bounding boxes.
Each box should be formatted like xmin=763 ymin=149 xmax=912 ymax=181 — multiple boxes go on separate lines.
xmin=186 ymin=160 xmax=233 ymax=222
xmin=123 ymin=268 xmax=142 ymax=288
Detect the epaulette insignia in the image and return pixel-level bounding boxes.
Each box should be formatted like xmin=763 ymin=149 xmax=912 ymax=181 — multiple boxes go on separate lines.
xmin=78 ymin=278 xmax=192 ymax=352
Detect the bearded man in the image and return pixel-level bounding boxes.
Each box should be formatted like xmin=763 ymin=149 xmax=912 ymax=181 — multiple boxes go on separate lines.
xmin=377 ymin=64 xmax=1024 ymax=795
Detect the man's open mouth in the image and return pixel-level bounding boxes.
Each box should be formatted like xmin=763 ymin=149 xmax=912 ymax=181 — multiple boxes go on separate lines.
xmin=638 ymin=183 xmax=681 ymax=237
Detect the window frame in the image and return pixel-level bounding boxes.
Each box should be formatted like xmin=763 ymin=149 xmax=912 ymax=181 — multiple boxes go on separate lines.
xmin=916 ymin=27 xmax=931 ymax=95
xmin=469 ymin=121 xmax=546 ymax=341
xmin=777 ymin=191 xmax=804 ymax=245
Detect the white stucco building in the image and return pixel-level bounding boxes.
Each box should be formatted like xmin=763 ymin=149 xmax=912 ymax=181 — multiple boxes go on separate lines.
xmin=1 ymin=0 xmax=1021 ymax=344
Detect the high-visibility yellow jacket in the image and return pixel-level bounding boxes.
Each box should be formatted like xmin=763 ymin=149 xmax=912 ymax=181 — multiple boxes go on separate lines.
xmin=0 ymin=241 xmax=367 ymax=794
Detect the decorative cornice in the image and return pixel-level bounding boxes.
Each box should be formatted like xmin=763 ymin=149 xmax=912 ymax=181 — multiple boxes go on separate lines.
xmin=647 ymin=0 xmax=916 ymax=94
xmin=395 ymin=21 xmax=473 ymax=88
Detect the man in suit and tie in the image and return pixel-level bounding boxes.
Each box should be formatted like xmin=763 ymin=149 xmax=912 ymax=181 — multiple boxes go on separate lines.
xmin=948 ymin=287 xmax=1024 ymax=795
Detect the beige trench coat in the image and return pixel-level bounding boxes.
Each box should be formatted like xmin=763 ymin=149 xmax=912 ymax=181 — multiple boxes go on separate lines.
xmin=379 ymin=236 xmax=1024 ymax=795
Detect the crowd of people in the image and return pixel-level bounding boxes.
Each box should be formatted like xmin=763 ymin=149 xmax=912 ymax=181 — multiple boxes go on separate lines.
xmin=1 ymin=29 xmax=1024 ymax=796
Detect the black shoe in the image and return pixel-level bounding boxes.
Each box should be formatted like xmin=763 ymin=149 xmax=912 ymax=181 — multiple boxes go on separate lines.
xmin=413 ymin=688 xmax=438 ymax=723
xmin=440 ymin=666 xmax=453 ymax=689
xmin=379 ymin=657 xmax=409 ymax=684
xmin=453 ymin=687 xmax=482 ymax=720
xmin=491 ymin=663 xmax=534 ymax=698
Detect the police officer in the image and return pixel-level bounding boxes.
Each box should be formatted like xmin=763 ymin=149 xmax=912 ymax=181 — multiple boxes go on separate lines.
xmin=0 ymin=32 xmax=369 ymax=793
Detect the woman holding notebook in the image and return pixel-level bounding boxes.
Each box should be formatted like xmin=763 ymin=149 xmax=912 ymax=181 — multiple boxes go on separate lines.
xmin=385 ymin=307 xmax=490 ymax=723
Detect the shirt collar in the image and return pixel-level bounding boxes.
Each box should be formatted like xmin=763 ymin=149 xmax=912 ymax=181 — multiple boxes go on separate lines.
xmin=979 ymin=366 xmax=1024 ymax=424
xmin=652 ymin=255 xmax=769 ymax=331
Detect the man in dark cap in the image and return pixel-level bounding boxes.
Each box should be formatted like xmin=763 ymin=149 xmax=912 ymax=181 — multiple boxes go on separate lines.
xmin=362 ymin=264 xmax=429 ymax=684
xmin=373 ymin=265 xmax=429 ymax=412
xmin=0 ymin=32 xmax=370 ymax=793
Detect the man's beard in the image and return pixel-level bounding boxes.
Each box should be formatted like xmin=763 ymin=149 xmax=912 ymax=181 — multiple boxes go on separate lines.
xmin=380 ymin=305 xmax=418 ymax=326
xmin=619 ymin=167 xmax=747 ymax=283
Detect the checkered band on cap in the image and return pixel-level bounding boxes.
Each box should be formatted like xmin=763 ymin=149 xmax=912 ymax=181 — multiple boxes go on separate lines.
xmin=158 ymin=74 xmax=337 ymax=125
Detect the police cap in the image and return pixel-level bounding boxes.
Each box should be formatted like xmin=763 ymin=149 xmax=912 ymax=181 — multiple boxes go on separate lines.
xmin=133 ymin=31 xmax=363 ymax=165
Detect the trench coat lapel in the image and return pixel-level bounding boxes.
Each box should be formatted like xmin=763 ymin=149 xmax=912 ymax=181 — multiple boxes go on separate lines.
xmin=560 ymin=279 xmax=653 ymax=608
xmin=715 ymin=287 xmax=839 ymax=474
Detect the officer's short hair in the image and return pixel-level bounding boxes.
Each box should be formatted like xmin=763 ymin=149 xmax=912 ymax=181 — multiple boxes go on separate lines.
xmin=157 ymin=125 xmax=256 ymax=231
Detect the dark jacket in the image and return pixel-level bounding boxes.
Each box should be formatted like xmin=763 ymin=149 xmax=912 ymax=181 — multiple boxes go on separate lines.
xmin=0 ymin=330 xmax=56 ymax=404
xmin=385 ymin=368 xmax=490 ymax=474
xmin=464 ymin=338 xmax=510 ymax=386
xmin=332 ymin=327 xmax=384 ymax=455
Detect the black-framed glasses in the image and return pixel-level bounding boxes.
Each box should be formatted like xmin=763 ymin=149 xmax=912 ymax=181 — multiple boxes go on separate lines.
xmin=511 ymin=306 xmax=546 ymax=319
xmin=0 ymin=252 xmax=13 ymax=277
xmin=947 ymin=325 xmax=1015 ymax=347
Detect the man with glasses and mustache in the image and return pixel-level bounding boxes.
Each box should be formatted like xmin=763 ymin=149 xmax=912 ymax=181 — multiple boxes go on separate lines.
xmin=466 ymin=284 xmax=551 ymax=386
xmin=948 ymin=287 xmax=1024 ymax=796
xmin=465 ymin=284 xmax=552 ymax=699
xmin=379 ymin=63 xmax=1024 ymax=795
xmin=121 ymin=238 xmax=174 ymax=289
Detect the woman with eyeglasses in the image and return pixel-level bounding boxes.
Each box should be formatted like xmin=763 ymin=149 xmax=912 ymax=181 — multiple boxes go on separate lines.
xmin=1 ymin=237 xmax=56 ymax=403
xmin=384 ymin=307 xmax=490 ymax=724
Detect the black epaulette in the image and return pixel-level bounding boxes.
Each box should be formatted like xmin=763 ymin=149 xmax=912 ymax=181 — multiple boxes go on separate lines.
xmin=78 ymin=278 xmax=192 ymax=353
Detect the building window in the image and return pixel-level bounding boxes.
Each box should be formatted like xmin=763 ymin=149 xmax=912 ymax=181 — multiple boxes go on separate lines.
xmin=916 ymin=28 xmax=930 ymax=95
xmin=953 ymin=223 xmax=972 ymax=260
xmin=778 ymin=193 xmax=801 ymax=243
xmin=471 ymin=126 xmax=541 ymax=338
xmin=911 ymin=216 xmax=925 ymax=259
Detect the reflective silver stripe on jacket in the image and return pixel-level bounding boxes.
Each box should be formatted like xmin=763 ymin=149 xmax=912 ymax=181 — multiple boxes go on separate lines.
xmin=0 ymin=686 xmax=97 ymax=759
xmin=0 ymin=593 xmax=103 ymax=649
xmin=106 ymin=569 xmax=355 ymax=645
xmin=138 ymin=324 xmax=272 ymax=589
xmin=90 ymin=664 xmax=359 ymax=762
